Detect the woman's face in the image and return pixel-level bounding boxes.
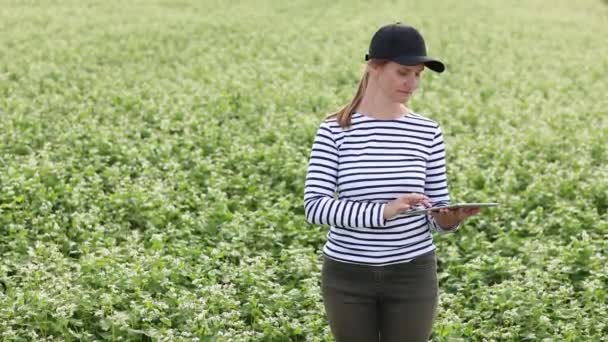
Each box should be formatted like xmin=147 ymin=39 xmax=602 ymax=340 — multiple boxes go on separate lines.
xmin=371 ymin=61 xmax=424 ymax=103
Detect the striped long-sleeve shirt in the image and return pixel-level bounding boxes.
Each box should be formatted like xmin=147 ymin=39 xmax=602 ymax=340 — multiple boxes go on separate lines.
xmin=304 ymin=111 xmax=459 ymax=266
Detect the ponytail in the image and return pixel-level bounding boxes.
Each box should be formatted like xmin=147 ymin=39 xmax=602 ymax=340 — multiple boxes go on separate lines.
xmin=327 ymin=59 xmax=388 ymax=128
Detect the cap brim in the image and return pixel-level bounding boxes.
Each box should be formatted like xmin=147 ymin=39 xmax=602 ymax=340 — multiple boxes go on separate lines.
xmin=391 ymin=55 xmax=445 ymax=73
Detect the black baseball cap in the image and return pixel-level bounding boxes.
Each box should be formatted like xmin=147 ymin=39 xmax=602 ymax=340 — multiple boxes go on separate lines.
xmin=365 ymin=22 xmax=445 ymax=73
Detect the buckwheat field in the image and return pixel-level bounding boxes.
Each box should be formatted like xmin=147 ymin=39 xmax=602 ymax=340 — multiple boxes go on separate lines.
xmin=1 ymin=0 xmax=607 ymax=340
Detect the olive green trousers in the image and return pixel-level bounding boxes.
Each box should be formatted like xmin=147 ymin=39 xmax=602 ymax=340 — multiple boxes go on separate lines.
xmin=321 ymin=251 xmax=438 ymax=342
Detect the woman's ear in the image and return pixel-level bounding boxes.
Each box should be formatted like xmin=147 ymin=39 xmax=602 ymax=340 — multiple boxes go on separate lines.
xmin=367 ymin=62 xmax=380 ymax=77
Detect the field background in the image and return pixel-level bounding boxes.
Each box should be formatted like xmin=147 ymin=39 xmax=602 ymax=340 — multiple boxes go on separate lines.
xmin=1 ymin=0 xmax=607 ymax=340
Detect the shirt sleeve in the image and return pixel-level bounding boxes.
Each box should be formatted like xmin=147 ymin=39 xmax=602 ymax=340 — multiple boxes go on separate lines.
xmin=425 ymin=125 xmax=460 ymax=233
xmin=303 ymin=121 xmax=387 ymax=229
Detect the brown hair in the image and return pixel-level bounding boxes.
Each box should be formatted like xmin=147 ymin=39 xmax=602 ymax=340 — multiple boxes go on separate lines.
xmin=327 ymin=59 xmax=390 ymax=128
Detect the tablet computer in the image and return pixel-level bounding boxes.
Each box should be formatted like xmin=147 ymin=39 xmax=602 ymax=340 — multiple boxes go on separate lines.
xmin=403 ymin=203 xmax=498 ymax=216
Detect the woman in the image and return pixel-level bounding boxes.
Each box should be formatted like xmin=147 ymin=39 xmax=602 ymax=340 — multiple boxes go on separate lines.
xmin=303 ymin=23 xmax=480 ymax=341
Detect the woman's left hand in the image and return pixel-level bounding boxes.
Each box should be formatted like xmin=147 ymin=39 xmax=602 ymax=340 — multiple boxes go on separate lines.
xmin=430 ymin=207 xmax=480 ymax=230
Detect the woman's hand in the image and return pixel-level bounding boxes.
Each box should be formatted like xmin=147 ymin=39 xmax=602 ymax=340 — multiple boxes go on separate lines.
xmin=383 ymin=193 xmax=431 ymax=220
xmin=430 ymin=207 xmax=480 ymax=230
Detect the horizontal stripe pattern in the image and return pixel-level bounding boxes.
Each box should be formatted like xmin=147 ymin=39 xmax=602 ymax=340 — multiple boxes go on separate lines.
xmin=304 ymin=112 xmax=459 ymax=266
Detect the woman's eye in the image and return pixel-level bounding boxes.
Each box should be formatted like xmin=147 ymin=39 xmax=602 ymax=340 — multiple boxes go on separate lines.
xmin=398 ymin=70 xmax=421 ymax=77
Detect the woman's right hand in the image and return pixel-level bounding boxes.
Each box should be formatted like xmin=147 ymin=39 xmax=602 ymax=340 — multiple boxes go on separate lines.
xmin=383 ymin=193 xmax=431 ymax=220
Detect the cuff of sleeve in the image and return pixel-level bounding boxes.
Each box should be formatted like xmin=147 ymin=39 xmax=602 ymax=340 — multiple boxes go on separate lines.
xmin=431 ymin=216 xmax=460 ymax=233
xmin=377 ymin=203 xmax=387 ymax=228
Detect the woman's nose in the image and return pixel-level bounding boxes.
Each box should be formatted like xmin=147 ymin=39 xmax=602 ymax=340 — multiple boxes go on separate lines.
xmin=403 ymin=75 xmax=417 ymax=88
